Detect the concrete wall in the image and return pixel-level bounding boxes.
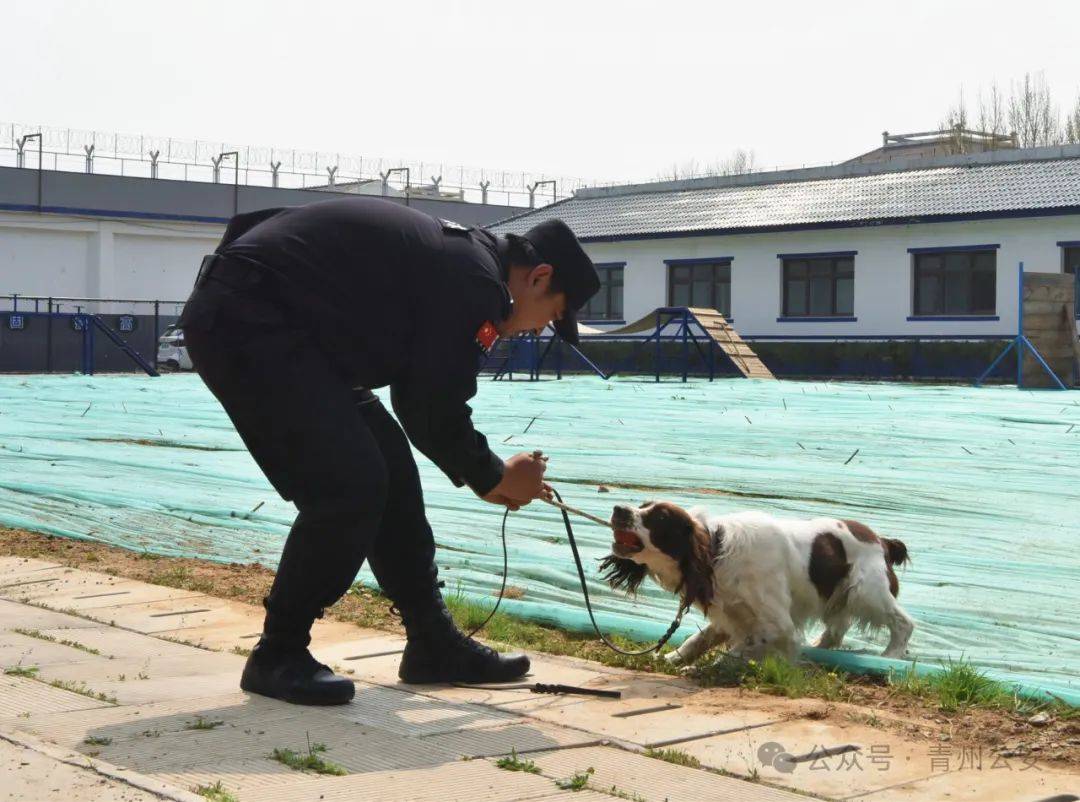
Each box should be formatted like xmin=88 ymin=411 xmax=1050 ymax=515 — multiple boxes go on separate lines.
xmin=0 ymin=165 xmax=520 ymax=305
xmin=580 ymin=215 xmax=1080 ymax=339
xmin=0 ymin=166 xmax=518 ymax=226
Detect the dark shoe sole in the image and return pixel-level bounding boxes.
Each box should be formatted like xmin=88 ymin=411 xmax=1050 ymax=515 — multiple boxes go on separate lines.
xmin=398 ymin=656 xmax=531 ymax=685
xmin=240 ymin=675 xmax=355 ymax=706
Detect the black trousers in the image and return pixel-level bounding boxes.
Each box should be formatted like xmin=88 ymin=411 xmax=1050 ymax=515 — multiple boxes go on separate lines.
xmin=181 ymin=267 xmax=438 ymax=648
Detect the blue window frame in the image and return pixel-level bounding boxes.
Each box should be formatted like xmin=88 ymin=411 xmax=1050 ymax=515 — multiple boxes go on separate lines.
xmin=666 ymin=259 xmax=731 ymax=316
xmin=781 ymin=254 xmax=854 ymax=317
xmin=911 ymin=247 xmax=996 ymax=316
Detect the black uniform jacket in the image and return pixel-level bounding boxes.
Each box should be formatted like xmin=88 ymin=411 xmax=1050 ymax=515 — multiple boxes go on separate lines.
xmin=214 ymin=197 xmax=510 ymax=496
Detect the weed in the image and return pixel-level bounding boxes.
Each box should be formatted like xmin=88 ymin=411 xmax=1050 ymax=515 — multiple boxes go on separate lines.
xmin=270 ymin=733 xmax=346 ymax=776
xmin=4 ymin=665 xmax=39 ymax=678
xmin=49 ymin=678 xmax=117 ymax=704
xmin=605 ymin=787 xmax=646 ymax=802
xmin=83 ymin=735 xmax=112 ymax=746
xmin=12 ymin=628 xmax=102 ymax=656
xmin=137 ymin=671 xmax=150 ymax=680
xmin=185 ymin=716 xmax=225 ymax=731
xmin=193 ymin=781 xmax=239 ymax=802
xmin=644 ymin=747 xmax=701 ymax=768
xmin=231 ymin=645 xmax=252 ymax=657
xmin=555 ymin=768 xmax=594 ymax=791
xmin=495 ymin=749 xmax=540 ymax=774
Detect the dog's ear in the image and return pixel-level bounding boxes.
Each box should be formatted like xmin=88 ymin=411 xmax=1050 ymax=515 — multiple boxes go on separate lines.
xmin=678 ymin=520 xmax=714 ymax=611
xmin=598 ymin=555 xmax=648 ymax=595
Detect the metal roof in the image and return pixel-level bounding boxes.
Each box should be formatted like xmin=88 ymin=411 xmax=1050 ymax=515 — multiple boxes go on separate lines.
xmin=491 ymin=147 xmax=1080 ymax=242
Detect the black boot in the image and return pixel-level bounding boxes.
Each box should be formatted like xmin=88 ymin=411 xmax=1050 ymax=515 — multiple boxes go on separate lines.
xmin=240 ymin=640 xmax=355 ymax=705
xmin=397 ymin=594 xmax=530 ymax=684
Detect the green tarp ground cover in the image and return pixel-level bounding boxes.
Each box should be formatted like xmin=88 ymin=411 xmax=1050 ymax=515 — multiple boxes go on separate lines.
xmin=0 ymin=374 xmax=1076 ymax=701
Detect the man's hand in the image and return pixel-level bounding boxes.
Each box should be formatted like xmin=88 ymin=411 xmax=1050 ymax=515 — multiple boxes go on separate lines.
xmin=480 ymin=451 xmax=548 ymax=508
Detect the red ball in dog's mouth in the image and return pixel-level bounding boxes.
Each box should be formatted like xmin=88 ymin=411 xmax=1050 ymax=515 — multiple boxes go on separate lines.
xmin=612 ymin=530 xmax=644 ymax=555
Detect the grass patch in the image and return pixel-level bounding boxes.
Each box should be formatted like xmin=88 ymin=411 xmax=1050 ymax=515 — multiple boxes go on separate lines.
xmin=494 ymin=749 xmax=540 ymax=774
xmin=83 ymin=735 xmax=112 ymax=746
xmin=4 ymin=665 xmax=39 ymax=678
xmin=147 ymin=565 xmax=215 ymax=594
xmin=270 ymin=734 xmax=346 ymax=776
xmin=694 ymin=653 xmax=851 ymax=702
xmin=185 ymin=716 xmax=224 ymax=730
xmin=193 ymin=780 xmax=239 ymax=802
xmin=887 ymin=659 xmax=1072 ymax=717
xmin=12 ymin=627 xmax=102 ymax=656
xmin=644 ymin=747 xmax=701 ymax=768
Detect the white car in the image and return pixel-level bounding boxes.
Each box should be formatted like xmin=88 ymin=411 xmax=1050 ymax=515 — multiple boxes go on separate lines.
xmin=157 ymin=326 xmax=193 ymax=370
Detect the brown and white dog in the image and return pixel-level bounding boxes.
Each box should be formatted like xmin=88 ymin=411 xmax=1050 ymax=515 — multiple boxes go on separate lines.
xmin=600 ymin=502 xmax=913 ymax=665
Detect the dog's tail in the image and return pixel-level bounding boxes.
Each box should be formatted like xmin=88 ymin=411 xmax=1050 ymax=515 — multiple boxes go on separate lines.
xmin=881 ymin=537 xmax=910 ymax=567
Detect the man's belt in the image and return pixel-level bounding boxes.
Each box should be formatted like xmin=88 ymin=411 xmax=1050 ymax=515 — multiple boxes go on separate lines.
xmin=194 ymin=254 xmax=266 ymax=291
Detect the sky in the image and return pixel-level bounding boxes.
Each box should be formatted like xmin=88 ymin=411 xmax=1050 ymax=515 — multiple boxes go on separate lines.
xmin=5 ymin=0 xmax=1080 ymax=187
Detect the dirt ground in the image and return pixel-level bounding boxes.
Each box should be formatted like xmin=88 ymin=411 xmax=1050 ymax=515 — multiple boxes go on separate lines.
xmin=2 ymin=526 xmax=1076 ymax=770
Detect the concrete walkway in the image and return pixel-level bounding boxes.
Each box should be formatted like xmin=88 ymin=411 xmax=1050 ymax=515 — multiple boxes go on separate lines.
xmin=0 ymin=556 xmax=1076 ymax=802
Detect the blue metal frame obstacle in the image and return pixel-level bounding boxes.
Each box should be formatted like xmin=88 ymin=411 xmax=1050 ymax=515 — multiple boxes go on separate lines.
xmin=481 ymin=307 xmax=741 ymax=383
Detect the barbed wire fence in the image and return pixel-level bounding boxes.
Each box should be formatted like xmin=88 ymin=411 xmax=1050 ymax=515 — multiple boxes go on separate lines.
xmin=0 ymin=122 xmax=584 ymax=208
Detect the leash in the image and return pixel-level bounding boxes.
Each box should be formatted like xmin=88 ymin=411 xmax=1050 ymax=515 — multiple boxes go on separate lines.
xmin=466 ymin=486 xmax=689 ymax=658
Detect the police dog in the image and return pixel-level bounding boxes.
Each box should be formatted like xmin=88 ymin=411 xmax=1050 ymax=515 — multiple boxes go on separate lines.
xmin=600 ymin=502 xmax=913 ymax=665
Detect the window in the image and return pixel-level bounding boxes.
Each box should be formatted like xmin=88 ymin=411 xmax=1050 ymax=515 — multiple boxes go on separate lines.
xmin=580 ymin=263 xmax=624 ymax=321
xmin=912 ymin=249 xmax=996 ymax=316
xmin=667 ymin=261 xmax=731 ymax=316
xmin=781 ymin=256 xmax=854 ymax=317
xmin=1065 ymin=246 xmax=1080 ymax=318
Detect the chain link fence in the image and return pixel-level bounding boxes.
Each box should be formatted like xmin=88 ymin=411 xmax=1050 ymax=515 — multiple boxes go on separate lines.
xmin=0 ymin=122 xmax=583 ymax=208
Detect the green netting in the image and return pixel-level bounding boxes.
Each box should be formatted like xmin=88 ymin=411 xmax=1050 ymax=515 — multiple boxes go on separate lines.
xmin=0 ymin=374 xmax=1077 ymax=703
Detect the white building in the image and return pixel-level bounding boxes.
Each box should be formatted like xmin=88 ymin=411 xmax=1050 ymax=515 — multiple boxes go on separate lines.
xmin=492 ymin=145 xmax=1080 ymax=347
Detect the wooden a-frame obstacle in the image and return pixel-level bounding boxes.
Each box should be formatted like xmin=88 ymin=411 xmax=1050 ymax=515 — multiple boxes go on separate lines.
xmin=976 ymin=263 xmax=1079 ymax=389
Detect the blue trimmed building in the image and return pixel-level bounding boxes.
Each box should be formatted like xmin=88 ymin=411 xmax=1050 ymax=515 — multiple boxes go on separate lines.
xmin=491 ymin=144 xmax=1080 ymax=379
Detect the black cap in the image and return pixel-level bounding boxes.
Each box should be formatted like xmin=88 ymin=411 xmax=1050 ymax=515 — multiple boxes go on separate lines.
xmin=519 ymin=219 xmax=599 ymax=345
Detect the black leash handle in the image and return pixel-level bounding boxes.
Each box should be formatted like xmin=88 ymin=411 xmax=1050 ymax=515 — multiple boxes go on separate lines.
xmin=467 ymin=487 xmax=688 ymax=657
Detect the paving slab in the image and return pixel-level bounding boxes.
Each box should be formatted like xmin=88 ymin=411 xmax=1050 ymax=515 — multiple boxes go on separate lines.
xmin=7 ymin=692 xmax=308 ymax=748
xmin=9 ymin=572 xmax=1073 ymax=801
xmin=28 ymin=625 xmax=209 ymax=662
xmin=519 ymin=693 xmax=780 ymax=747
xmin=0 ymin=597 xmax=103 ymax=631
xmin=854 ymin=762 xmax=1080 ymax=801
xmin=313 ymin=634 xmax=408 ymax=685
xmin=30 ymin=651 xmax=244 ymax=706
xmin=0 ymin=733 xmax=194 ymax=802
xmin=419 ymin=654 xmax=618 ymax=709
xmin=0 ymin=569 xmax=138 ymax=602
xmin=28 ymin=581 xmax=208 ymax=614
xmin=527 ymin=744 xmax=812 ymax=801
xmin=422 ymin=720 xmax=601 ymax=758
xmin=0 ymin=674 xmax=114 ymax=717
xmin=331 ymin=681 xmax=523 ymax=736
xmin=0 ymin=629 xmax=109 ymax=669
xmin=679 ymin=718 xmax=944 ymax=799
xmin=162 ymin=756 xmax=564 ymax=802
xmin=0 ymin=567 xmax=75 ymax=597
xmin=90 ymin=597 xmax=251 ymax=636
xmin=0 ymin=556 xmax=62 ymax=576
